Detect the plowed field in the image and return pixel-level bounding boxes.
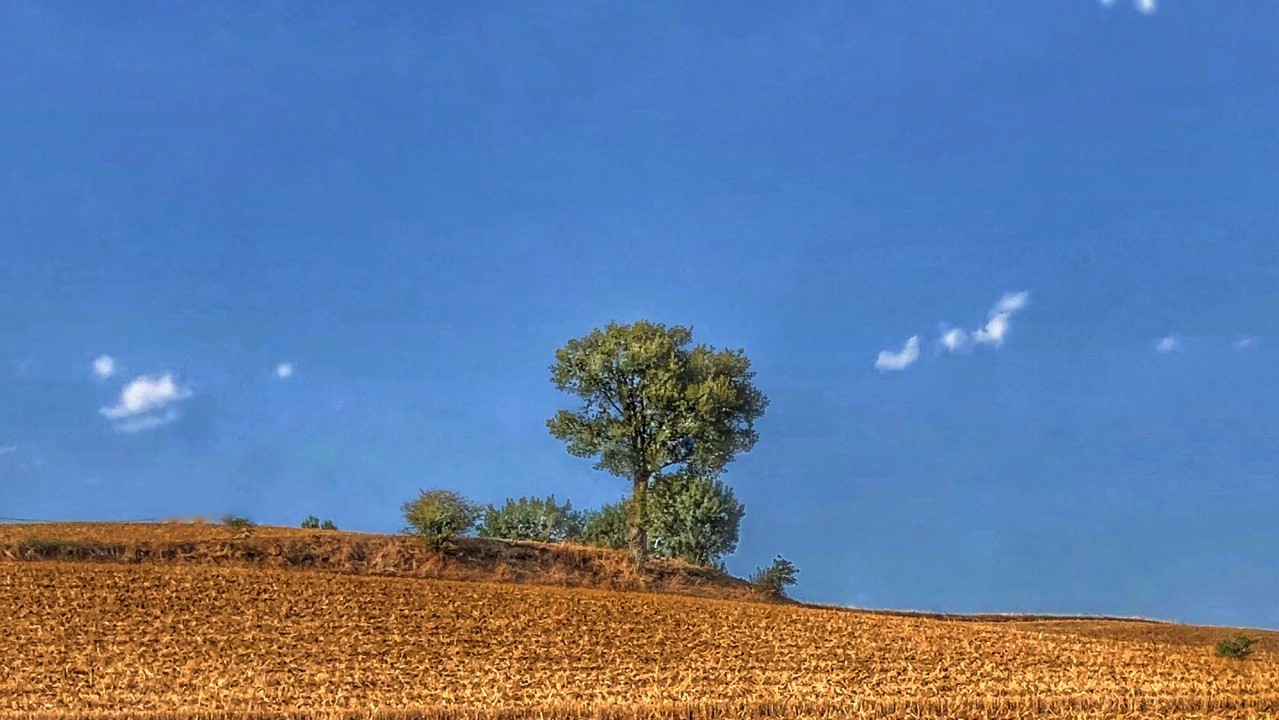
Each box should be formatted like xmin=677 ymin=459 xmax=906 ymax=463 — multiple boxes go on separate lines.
xmin=2 ymin=524 xmax=1278 ymax=719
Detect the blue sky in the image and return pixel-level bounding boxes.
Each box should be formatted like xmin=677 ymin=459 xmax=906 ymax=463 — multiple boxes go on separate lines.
xmin=2 ymin=1 xmax=1278 ymax=629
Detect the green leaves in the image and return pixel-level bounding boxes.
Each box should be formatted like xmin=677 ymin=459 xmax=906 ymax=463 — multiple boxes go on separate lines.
xmin=647 ymin=470 xmax=745 ymax=568
xmin=547 ymin=320 xmax=767 ymax=561
xmin=749 ymin=556 xmax=799 ymax=599
xmin=547 ymin=319 xmax=768 ymax=485
xmin=477 ymin=495 xmax=583 ymax=543
xmin=401 ymin=488 xmax=483 ymax=550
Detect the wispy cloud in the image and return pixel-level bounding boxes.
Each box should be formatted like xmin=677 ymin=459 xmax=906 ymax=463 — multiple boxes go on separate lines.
xmin=100 ymin=373 xmax=192 ymax=432
xmin=876 ymin=336 xmax=920 ymax=372
xmin=941 ymin=291 xmax=1030 ymax=353
xmin=92 ymin=354 xmax=116 ymax=380
xmin=1155 ymin=335 xmax=1181 ymax=354
xmin=275 ymin=362 xmax=294 ymax=379
xmin=1232 ymin=337 xmax=1258 ymax=350
xmin=0 ymin=444 xmax=16 ymax=455
xmin=1100 ymin=0 xmax=1157 ymax=14
xmin=112 ymin=409 xmax=182 ymax=434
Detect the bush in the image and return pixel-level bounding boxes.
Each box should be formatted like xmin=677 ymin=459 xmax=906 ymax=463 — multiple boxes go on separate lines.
xmin=749 ymin=555 xmax=798 ymax=599
xmin=1215 ymin=634 xmax=1257 ymax=659
xmin=220 ymin=515 xmax=254 ymax=539
xmin=301 ymin=515 xmax=339 ymax=530
xmin=477 ymin=495 xmax=583 ymax=543
xmin=401 ymin=488 xmax=482 ymax=550
xmin=578 ymin=499 xmax=632 ymax=550
xmin=647 ymin=471 xmax=745 ymax=569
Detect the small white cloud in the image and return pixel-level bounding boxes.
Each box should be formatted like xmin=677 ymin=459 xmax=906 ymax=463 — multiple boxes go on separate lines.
xmin=0 ymin=444 xmax=16 ymax=455
xmin=969 ymin=291 xmax=1029 ymax=349
xmin=940 ymin=327 xmax=969 ymax=353
xmin=1232 ymin=337 xmax=1257 ymax=350
xmin=92 ymin=355 xmax=116 ymax=379
xmin=100 ymin=373 xmax=193 ymax=432
xmin=112 ymin=409 xmax=182 ymax=434
xmin=1099 ymin=0 xmax=1156 ymax=13
xmin=276 ymin=362 xmax=294 ymax=379
xmin=992 ymin=291 xmax=1030 ymax=316
xmin=876 ymin=336 xmax=920 ymax=372
xmin=1155 ymin=336 xmax=1181 ymax=354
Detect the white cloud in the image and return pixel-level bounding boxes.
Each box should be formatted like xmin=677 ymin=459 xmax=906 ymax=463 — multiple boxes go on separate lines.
xmin=92 ymin=355 xmax=116 ymax=379
xmin=0 ymin=444 xmax=16 ymax=455
xmin=112 ymin=409 xmax=182 ymax=434
xmin=100 ymin=373 xmax=192 ymax=432
xmin=992 ymin=291 xmax=1029 ymax=315
xmin=1232 ymin=337 xmax=1257 ymax=350
xmin=276 ymin=362 xmax=294 ymax=379
xmin=944 ymin=290 xmax=1030 ymax=352
xmin=1155 ymin=336 xmax=1181 ymax=353
xmin=1100 ymin=0 xmax=1157 ymax=13
xmin=939 ymin=327 xmax=969 ymax=353
xmin=876 ymin=336 xmax=920 ymax=372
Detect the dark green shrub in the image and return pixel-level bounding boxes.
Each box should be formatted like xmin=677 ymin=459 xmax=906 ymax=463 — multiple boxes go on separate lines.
xmin=301 ymin=515 xmax=339 ymax=530
xmin=477 ymin=495 xmax=583 ymax=542
xmin=578 ymin=499 xmax=632 ymax=550
xmin=647 ymin=471 xmax=745 ymax=569
xmin=401 ymin=488 xmax=482 ymax=550
xmin=1215 ymin=634 xmax=1257 ymax=659
xmin=749 ymin=555 xmax=798 ymax=599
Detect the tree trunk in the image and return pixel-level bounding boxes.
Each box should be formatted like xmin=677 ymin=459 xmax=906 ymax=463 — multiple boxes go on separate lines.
xmin=628 ymin=472 xmax=648 ymax=567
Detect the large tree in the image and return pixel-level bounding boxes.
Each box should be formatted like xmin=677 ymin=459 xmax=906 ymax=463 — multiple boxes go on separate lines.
xmin=547 ymin=320 xmax=768 ymax=564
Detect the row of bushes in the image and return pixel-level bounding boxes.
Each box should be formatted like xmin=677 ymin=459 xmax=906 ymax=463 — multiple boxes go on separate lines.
xmin=400 ymin=487 xmax=798 ymax=599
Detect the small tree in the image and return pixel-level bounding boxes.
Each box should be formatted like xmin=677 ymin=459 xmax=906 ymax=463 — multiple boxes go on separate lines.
xmin=402 ymin=488 xmax=482 ymax=550
xmin=749 ymin=556 xmax=798 ymax=599
xmin=477 ymin=495 xmax=583 ymax=543
xmin=302 ymin=516 xmax=339 ymax=530
xmin=647 ymin=470 xmax=745 ymax=569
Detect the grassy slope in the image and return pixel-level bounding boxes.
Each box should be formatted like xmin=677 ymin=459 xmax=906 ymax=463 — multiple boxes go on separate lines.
xmin=1 ymin=521 xmax=1277 ymax=718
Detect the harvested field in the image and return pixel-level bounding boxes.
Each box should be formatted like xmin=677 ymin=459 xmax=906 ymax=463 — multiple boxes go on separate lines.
xmin=1 ymin=523 xmax=1277 ymax=719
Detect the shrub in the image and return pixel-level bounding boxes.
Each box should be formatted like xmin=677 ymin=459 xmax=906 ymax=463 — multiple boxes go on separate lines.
xmin=401 ymin=488 xmax=482 ymax=550
xmin=578 ymin=499 xmax=632 ymax=550
xmin=647 ymin=471 xmax=745 ymax=569
xmin=749 ymin=555 xmax=799 ymax=599
xmin=1215 ymin=634 xmax=1257 ymax=659
xmin=301 ymin=515 xmax=339 ymax=530
xmin=477 ymin=495 xmax=583 ymax=543
xmin=220 ymin=515 xmax=254 ymax=539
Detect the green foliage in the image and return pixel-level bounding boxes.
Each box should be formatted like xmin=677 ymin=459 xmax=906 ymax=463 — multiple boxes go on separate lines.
xmin=477 ymin=495 xmax=583 ymax=543
xmin=547 ymin=319 xmax=768 ymax=561
xmin=646 ymin=470 xmax=745 ymax=568
xmin=401 ymin=488 xmax=482 ymax=550
xmin=577 ymin=499 xmax=632 ymax=550
xmin=220 ymin=515 xmax=254 ymax=539
xmin=1214 ymin=634 xmax=1257 ymax=659
xmin=749 ymin=556 xmax=799 ymax=599
xmin=301 ymin=515 xmax=339 ymax=530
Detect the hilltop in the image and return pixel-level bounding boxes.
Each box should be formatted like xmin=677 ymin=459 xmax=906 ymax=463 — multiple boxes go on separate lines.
xmin=0 ymin=520 xmax=772 ymax=604
xmin=2 ymin=521 xmax=1279 ymax=719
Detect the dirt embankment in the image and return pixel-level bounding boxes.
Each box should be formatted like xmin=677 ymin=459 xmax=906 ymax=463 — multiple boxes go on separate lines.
xmin=0 ymin=521 xmax=776 ymax=604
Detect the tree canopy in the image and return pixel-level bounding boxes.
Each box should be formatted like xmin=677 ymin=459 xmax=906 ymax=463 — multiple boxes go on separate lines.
xmin=547 ymin=319 xmax=767 ymax=563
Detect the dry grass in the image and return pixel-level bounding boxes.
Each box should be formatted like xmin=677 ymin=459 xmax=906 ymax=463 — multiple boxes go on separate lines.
xmin=1 ymin=523 xmax=1277 ymax=719
xmin=0 ymin=522 xmax=764 ymax=603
